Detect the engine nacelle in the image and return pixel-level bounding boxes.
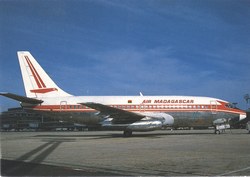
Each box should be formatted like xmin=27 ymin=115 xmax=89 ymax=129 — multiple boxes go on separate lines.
xmin=127 ymin=113 xmax=174 ymax=132
xmin=142 ymin=112 xmax=174 ymax=126
xmin=213 ymin=118 xmax=227 ymax=125
xmin=127 ymin=119 xmax=163 ymax=131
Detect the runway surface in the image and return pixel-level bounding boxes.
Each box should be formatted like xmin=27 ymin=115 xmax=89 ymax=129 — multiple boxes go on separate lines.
xmin=1 ymin=129 xmax=250 ymax=176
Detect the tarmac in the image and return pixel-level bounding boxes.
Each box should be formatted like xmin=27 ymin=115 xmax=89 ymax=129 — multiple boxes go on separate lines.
xmin=1 ymin=129 xmax=250 ymax=176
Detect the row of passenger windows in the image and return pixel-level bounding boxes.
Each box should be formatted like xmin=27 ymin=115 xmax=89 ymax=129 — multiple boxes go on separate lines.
xmin=112 ymin=105 xmax=210 ymax=109
xmin=63 ymin=105 xmax=211 ymax=109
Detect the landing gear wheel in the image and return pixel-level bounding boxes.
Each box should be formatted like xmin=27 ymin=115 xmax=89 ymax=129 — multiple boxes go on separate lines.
xmin=123 ymin=130 xmax=133 ymax=137
xmin=215 ymin=130 xmax=221 ymax=134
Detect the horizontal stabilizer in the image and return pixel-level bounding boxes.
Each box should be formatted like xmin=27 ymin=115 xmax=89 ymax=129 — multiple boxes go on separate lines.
xmin=0 ymin=92 xmax=43 ymax=104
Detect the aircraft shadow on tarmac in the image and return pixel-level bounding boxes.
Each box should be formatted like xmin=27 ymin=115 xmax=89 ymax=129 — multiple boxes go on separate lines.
xmin=16 ymin=138 xmax=76 ymax=163
xmin=2 ymin=138 xmax=76 ymax=176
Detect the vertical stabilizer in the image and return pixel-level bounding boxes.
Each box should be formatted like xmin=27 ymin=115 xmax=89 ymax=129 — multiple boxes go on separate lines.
xmin=17 ymin=51 xmax=72 ymax=98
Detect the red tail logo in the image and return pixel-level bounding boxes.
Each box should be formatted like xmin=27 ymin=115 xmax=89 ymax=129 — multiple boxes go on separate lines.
xmin=25 ymin=56 xmax=57 ymax=94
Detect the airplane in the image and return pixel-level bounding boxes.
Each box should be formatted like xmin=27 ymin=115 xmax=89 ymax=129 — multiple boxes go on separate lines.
xmin=0 ymin=51 xmax=247 ymax=136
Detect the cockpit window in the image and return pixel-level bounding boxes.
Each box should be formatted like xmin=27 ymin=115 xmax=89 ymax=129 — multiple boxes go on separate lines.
xmin=225 ymin=103 xmax=239 ymax=109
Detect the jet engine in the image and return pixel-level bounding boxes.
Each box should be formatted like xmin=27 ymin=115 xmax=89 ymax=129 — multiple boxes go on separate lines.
xmin=142 ymin=112 xmax=174 ymax=126
xmin=127 ymin=113 xmax=174 ymax=132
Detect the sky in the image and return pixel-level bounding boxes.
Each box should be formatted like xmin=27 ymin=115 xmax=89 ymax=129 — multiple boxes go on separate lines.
xmin=0 ymin=0 xmax=250 ymax=111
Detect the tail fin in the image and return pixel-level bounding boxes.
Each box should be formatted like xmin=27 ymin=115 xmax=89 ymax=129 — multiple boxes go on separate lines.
xmin=17 ymin=51 xmax=72 ymax=98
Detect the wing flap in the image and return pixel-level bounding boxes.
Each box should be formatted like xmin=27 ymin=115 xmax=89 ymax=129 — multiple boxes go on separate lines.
xmin=79 ymin=102 xmax=144 ymax=124
xmin=0 ymin=92 xmax=43 ymax=104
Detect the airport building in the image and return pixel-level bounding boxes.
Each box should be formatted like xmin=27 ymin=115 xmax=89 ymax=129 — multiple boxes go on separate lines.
xmin=0 ymin=107 xmax=86 ymax=131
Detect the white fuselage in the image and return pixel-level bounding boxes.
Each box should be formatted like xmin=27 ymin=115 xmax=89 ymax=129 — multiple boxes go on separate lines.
xmin=23 ymin=95 xmax=246 ymax=128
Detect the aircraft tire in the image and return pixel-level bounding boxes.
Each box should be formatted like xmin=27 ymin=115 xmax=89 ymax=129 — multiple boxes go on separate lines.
xmin=215 ymin=130 xmax=221 ymax=134
xmin=123 ymin=130 xmax=133 ymax=137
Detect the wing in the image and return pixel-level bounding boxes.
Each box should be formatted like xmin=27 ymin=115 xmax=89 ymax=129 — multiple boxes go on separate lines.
xmin=0 ymin=92 xmax=43 ymax=104
xmin=79 ymin=102 xmax=145 ymax=124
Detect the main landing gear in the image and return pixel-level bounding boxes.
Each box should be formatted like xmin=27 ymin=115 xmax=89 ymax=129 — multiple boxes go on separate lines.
xmin=123 ymin=129 xmax=133 ymax=137
xmin=214 ymin=129 xmax=221 ymax=134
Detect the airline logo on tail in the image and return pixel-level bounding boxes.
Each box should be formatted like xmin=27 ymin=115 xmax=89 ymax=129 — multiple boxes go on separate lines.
xmin=24 ymin=56 xmax=58 ymax=94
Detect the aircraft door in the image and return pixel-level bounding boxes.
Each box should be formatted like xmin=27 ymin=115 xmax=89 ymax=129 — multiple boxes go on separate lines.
xmin=210 ymin=100 xmax=217 ymax=114
xmin=60 ymin=101 xmax=67 ymax=111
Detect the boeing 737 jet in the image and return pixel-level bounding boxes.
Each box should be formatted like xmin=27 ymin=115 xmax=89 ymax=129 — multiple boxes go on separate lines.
xmin=0 ymin=51 xmax=247 ymax=136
